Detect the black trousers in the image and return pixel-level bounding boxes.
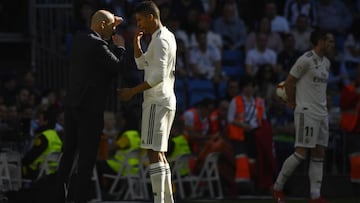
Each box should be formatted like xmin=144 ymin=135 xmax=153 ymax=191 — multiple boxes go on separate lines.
xmin=55 ymin=105 xmax=103 ymax=203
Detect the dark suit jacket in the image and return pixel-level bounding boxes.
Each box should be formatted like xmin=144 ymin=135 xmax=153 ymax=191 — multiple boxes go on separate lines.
xmin=65 ymin=30 xmax=125 ymax=111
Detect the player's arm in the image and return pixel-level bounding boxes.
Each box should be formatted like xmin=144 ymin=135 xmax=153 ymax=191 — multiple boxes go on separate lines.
xmin=133 ymin=30 xmax=146 ymax=70
xmin=285 ymin=54 xmax=309 ymax=109
xmin=284 ymin=74 xmax=297 ymax=109
xmin=118 ymin=81 xmax=151 ymax=101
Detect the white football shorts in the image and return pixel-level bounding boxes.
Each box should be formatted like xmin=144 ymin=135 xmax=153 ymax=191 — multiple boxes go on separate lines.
xmin=141 ymin=103 xmax=175 ymax=152
xmin=294 ymin=112 xmax=329 ymax=148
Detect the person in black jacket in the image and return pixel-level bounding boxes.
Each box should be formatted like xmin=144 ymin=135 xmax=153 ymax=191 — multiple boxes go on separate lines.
xmin=54 ymin=9 xmax=126 ymax=203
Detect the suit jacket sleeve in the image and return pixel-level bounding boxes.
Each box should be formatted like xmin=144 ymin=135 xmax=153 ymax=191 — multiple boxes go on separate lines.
xmin=94 ymin=41 xmax=126 ymax=73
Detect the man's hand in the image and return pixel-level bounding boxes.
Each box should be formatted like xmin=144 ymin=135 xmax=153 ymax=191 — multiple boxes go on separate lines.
xmin=117 ymin=88 xmax=135 ymax=101
xmin=112 ymin=34 xmax=125 ymax=47
xmin=114 ymin=16 xmax=123 ymax=27
xmin=134 ymin=31 xmax=144 ymax=43
xmin=133 ymin=30 xmax=144 ymax=58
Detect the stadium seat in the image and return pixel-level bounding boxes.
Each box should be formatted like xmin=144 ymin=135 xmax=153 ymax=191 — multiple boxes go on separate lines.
xmin=187 ymin=79 xmax=216 ymax=107
xmin=222 ymin=50 xmax=244 ymax=66
xmin=35 ymin=152 xmax=62 ymax=181
xmin=0 ymin=153 xmax=13 ymax=191
xmin=222 ymin=65 xmax=245 ymax=79
xmin=171 ymin=154 xmax=197 ymax=199
xmin=104 ymin=149 xmax=145 ymax=200
xmin=191 ymin=152 xmax=223 ymax=199
xmin=175 ymin=78 xmax=187 ymax=112
xmin=216 ymin=80 xmax=227 ymax=99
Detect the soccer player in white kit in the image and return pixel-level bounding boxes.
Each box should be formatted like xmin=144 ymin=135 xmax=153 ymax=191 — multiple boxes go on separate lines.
xmin=271 ymin=30 xmax=335 ymax=203
xmin=117 ymin=1 xmax=177 ymax=203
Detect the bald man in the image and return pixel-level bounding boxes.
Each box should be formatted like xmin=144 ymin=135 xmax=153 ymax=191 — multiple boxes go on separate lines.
xmin=54 ymin=10 xmax=126 ymax=203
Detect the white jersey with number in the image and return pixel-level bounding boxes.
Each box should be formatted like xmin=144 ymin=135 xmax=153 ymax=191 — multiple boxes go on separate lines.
xmin=289 ymin=50 xmax=330 ymax=118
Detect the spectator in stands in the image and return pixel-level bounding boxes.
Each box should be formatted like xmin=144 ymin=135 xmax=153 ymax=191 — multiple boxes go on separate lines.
xmin=213 ymin=0 xmax=247 ymax=50
xmin=222 ymin=78 xmax=240 ymax=102
xmin=339 ymin=68 xmax=360 ymax=138
xmin=158 ymin=2 xmax=172 ymax=26
xmin=343 ymin=19 xmax=360 ymax=79
xmin=189 ymin=30 xmax=223 ymax=83
xmin=190 ymin=14 xmax=223 ymax=52
xmin=245 ymin=17 xmax=283 ymax=53
xmin=171 ymin=0 xmax=204 ymax=37
xmin=265 ymin=1 xmax=290 ymax=34
xmin=291 ymin=14 xmax=313 ymax=53
xmin=327 ymin=49 xmax=350 ymax=95
xmin=284 ymin=0 xmax=317 ymax=28
xmin=226 ymin=77 xmax=267 ymax=189
xmin=72 ymin=1 xmax=95 ymax=33
xmin=20 ymin=70 xmax=42 ymax=106
xmin=0 ymin=104 xmax=8 ymax=127
xmin=208 ymin=99 xmax=229 ymax=135
xmin=15 ymin=88 xmax=32 ymax=110
xmin=1 ymin=76 xmax=18 ymax=106
xmin=316 ymin=0 xmax=352 ymax=37
xmin=236 ymin=0 xmax=267 ymax=32
xmin=167 ymin=116 xmax=192 ymax=168
xmin=0 ymin=104 xmax=12 ymax=143
xmin=175 ymin=38 xmax=191 ymax=79
xmin=256 ymin=64 xmax=278 ymax=105
xmin=276 ymin=33 xmax=302 ymax=82
xmin=182 ymin=98 xmax=215 ymax=155
xmin=167 ymin=15 xmax=190 ymax=48
xmin=96 ymin=129 xmax=141 ymax=192
xmin=339 ymin=68 xmax=360 ymax=194
xmin=98 ymin=111 xmax=119 ymax=161
xmin=21 ymin=105 xmax=62 ymax=180
xmin=267 ymin=95 xmax=295 ymax=172
xmin=245 ymin=32 xmax=277 ymax=77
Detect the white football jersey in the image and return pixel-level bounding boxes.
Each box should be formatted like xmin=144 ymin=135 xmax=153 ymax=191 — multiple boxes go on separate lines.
xmin=289 ymin=50 xmax=330 ymax=118
xmin=135 ymin=27 xmax=177 ymax=110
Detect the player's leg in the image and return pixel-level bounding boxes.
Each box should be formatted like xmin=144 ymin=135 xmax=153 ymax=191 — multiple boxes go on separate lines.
xmin=273 ymin=113 xmax=309 ymax=191
xmin=141 ymin=104 xmax=173 ymax=203
xmin=272 ymin=112 xmax=309 ymax=202
xmin=309 ymin=116 xmax=329 ymax=202
xmin=162 ymin=109 xmax=175 ymax=203
xmin=55 ymin=106 xmax=78 ymax=203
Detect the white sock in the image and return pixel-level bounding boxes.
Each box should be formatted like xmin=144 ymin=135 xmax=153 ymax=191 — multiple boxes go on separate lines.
xmin=274 ymin=152 xmax=305 ymax=191
xmin=309 ymin=157 xmax=323 ymax=199
xmin=164 ymin=163 xmax=174 ymax=203
xmin=150 ymin=162 xmax=166 ymax=203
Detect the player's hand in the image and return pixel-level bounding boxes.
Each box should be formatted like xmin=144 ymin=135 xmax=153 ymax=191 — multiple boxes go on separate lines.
xmin=134 ymin=30 xmax=144 ymax=44
xmin=112 ymin=34 xmax=125 ymax=47
xmin=117 ymin=88 xmax=134 ymax=101
xmin=114 ymin=16 xmax=123 ymax=27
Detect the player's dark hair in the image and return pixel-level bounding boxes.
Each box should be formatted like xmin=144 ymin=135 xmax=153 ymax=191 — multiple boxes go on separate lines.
xmin=135 ymin=1 xmax=160 ymax=19
xmin=310 ymin=29 xmax=328 ymax=46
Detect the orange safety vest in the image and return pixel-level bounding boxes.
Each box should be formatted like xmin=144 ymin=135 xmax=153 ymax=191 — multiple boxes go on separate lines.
xmin=349 ymin=152 xmax=360 ymax=183
xmin=227 ymin=96 xmax=264 ymax=141
xmin=183 ymin=108 xmax=207 ymax=154
xmin=340 ymin=83 xmax=360 ymax=132
xmin=209 ymin=109 xmax=220 ymax=134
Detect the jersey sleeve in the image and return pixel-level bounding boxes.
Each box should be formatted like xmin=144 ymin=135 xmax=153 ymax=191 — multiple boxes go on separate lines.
xmin=147 ymin=38 xmax=169 ymax=87
xmin=289 ymin=55 xmax=309 ymax=79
